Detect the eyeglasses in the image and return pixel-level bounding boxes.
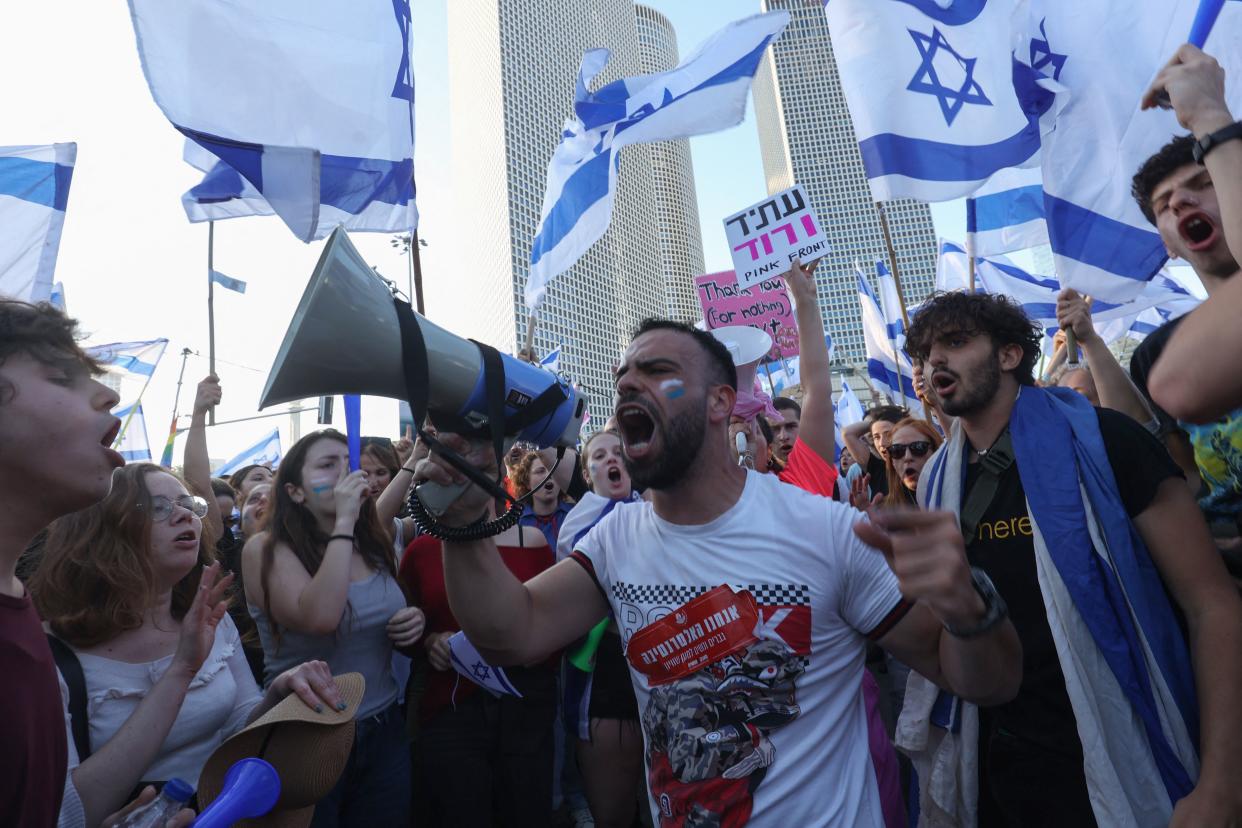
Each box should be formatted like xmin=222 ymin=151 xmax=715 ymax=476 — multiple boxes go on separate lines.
xmin=887 ymin=441 xmax=933 ymax=460
xmin=141 ymin=494 xmax=209 ymax=523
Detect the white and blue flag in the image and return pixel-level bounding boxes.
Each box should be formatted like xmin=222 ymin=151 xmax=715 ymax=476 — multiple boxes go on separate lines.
xmin=857 ymin=268 xmax=922 ymax=413
xmin=180 ymin=141 xmax=275 ymax=224
xmin=822 ymin=0 xmax=1046 ymax=201
xmin=0 ymin=143 xmax=75 ymax=303
xmin=539 ymin=345 xmax=562 ymax=374
xmin=214 ymin=429 xmax=282 ymax=477
xmin=129 ymin=0 xmax=416 ymax=242
xmin=967 ymin=165 xmax=1049 ymax=257
xmin=211 ymin=270 xmax=247 ymax=295
xmin=1014 ymin=0 xmax=1242 ymax=302
xmin=113 ymin=402 xmax=152 ymax=462
xmin=834 ymin=381 xmax=867 ymax=462
xmin=528 ymin=11 xmax=789 ymax=308
xmin=87 ymin=339 xmax=169 ymax=379
xmin=448 ymin=631 xmax=522 ymax=698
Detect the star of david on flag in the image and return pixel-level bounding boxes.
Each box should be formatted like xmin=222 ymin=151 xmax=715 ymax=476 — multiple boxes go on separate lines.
xmin=1028 ymin=18 xmax=1066 ymax=81
xmin=906 ymin=27 xmax=992 ymax=126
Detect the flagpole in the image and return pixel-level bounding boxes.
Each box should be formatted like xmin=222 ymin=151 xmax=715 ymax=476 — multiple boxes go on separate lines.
xmin=207 ymin=220 xmax=217 ymax=425
xmin=763 ymin=361 xmax=778 ymax=397
xmin=162 ymin=348 xmax=192 ymax=466
xmin=113 ymin=359 xmax=161 ymax=448
xmin=411 ymin=229 xmax=426 ymax=315
xmin=874 ymin=202 xmax=911 ymax=327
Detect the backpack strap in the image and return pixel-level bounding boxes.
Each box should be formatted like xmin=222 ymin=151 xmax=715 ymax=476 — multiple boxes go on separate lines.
xmin=46 ymin=634 xmax=91 ymax=761
xmin=959 ymin=429 xmax=1016 ymax=545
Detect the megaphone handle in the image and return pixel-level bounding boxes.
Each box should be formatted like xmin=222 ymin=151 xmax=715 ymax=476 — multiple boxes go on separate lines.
xmin=413 ymin=480 xmax=473 ymax=517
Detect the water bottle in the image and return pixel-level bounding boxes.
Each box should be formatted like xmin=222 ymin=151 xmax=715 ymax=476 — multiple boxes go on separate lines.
xmin=116 ymin=778 xmax=194 ymax=828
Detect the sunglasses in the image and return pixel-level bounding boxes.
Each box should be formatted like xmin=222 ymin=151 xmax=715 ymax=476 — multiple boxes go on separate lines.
xmin=141 ymin=494 xmax=209 ymax=523
xmin=887 ymin=441 xmax=933 ymax=460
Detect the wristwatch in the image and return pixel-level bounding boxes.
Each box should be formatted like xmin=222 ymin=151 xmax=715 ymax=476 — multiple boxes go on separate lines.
xmin=943 ymin=567 xmax=1009 ymax=639
xmin=1193 ymin=120 xmax=1242 ymax=164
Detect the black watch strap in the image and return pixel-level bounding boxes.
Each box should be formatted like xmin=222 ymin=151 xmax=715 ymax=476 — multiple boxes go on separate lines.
xmin=943 ymin=567 xmax=1009 ymax=639
xmin=1193 ymin=120 xmax=1242 ymax=164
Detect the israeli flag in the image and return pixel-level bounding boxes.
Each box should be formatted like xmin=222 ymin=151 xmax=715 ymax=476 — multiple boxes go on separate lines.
xmin=967 ymin=166 xmax=1049 ymax=257
xmin=211 ymin=270 xmax=247 ymax=295
xmin=87 ymin=339 xmax=169 ymax=378
xmin=214 ymin=429 xmax=282 ymax=477
xmin=539 ymin=345 xmax=562 ymax=374
xmin=857 ymin=268 xmax=922 ymax=413
xmin=527 ymin=11 xmax=789 ymax=308
xmin=113 ymin=402 xmax=152 ymax=462
xmin=875 ymin=260 xmax=907 ymax=343
xmin=0 ymin=144 xmax=75 ymax=303
xmin=822 ymin=0 xmax=1046 ymax=201
xmin=1014 ymin=0 xmax=1242 ymax=302
xmin=448 ymin=631 xmax=522 ymax=698
xmin=128 ymin=0 xmax=416 ymax=242
xmin=834 ymin=382 xmax=866 ymax=462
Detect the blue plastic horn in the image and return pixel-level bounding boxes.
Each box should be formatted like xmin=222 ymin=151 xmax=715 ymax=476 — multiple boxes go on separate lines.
xmin=192 ymin=758 xmax=281 ymax=827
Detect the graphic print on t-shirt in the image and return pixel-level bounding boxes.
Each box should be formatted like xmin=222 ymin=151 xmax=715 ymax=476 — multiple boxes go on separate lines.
xmin=615 ymin=580 xmax=811 ymax=828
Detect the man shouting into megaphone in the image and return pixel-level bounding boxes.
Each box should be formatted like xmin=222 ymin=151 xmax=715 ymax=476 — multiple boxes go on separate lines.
xmin=412 ymin=317 xmax=1022 ymax=828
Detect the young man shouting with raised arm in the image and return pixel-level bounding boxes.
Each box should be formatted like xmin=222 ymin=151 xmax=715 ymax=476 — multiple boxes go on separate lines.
xmin=906 ymin=291 xmax=1242 ymax=827
xmin=414 ymin=318 xmax=1021 ymax=827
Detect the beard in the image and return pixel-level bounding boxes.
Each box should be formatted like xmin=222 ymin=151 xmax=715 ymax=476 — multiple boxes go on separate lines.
xmin=622 ymin=397 xmax=707 ymax=491
xmin=940 ymin=350 xmax=1001 ymax=417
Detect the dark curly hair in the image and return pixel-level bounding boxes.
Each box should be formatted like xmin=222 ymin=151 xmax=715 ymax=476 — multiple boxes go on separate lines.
xmin=1131 ymin=134 xmax=1196 ymax=225
xmin=632 ymin=318 xmax=738 ymax=390
xmin=905 ymin=292 xmax=1043 ymax=386
xmin=0 ymin=300 xmax=101 ymax=406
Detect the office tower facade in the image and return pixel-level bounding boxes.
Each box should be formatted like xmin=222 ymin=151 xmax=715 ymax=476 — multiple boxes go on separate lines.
xmin=751 ymin=0 xmax=939 ymax=366
xmin=634 ymin=4 xmax=707 ymax=324
xmin=447 ymin=0 xmax=704 ymax=408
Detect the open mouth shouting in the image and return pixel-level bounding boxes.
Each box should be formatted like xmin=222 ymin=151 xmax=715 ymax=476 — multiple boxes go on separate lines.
xmin=101 ymin=417 xmax=125 ymax=468
xmin=931 ymin=370 xmax=959 ymax=400
xmin=173 ymin=529 xmax=199 ymax=550
xmin=616 ymin=399 xmax=659 ymax=461
xmin=1178 ymin=210 xmax=1219 ymax=252
xmin=607 ymin=465 xmax=623 ymax=484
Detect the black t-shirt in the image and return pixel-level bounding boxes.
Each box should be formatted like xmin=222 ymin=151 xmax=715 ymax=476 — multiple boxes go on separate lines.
xmin=866 ymin=453 xmax=890 ymax=497
xmin=1129 ymin=316 xmax=1182 ymax=437
xmin=965 ymin=409 xmax=1181 ymax=803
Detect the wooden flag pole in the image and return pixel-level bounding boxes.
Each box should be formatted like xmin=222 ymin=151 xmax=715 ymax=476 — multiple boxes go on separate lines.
xmin=523 ymin=310 xmax=538 ymax=360
xmin=206 ymin=220 xmax=216 ymax=425
xmin=875 ymin=202 xmax=912 ymax=327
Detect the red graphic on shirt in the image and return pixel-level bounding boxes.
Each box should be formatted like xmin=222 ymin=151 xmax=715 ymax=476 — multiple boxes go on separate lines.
xmin=627 ymin=586 xmax=759 ymax=686
xmin=634 ymin=590 xmax=810 ymax=828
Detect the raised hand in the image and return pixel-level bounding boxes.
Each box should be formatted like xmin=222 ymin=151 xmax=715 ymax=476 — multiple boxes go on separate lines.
xmin=411 ymin=431 xmax=499 ymax=527
xmin=387 ymin=606 xmax=426 ymax=648
xmin=1055 ymin=289 xmax=1098 ymax=346
xmin=784 ymin=257 xmax=821 ymax=304
xmin=193 ymin=374 xmax=222 ymax=417
xmin=853 ymin=508 xmax=985 ymax=630
xmin=849 ymin=473 xmax=873 ymax=512
xmin=172 ymin=562 xmax=233 ymax=679
xmin=1141 ymin=44 xmax=1233 ymax=136
xmin=332 ymin=470 xmax=370 ymax=525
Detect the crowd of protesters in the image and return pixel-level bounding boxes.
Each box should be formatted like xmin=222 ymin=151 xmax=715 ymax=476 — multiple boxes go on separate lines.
xmin=4 ymin=41 xmax=1242 ymax=828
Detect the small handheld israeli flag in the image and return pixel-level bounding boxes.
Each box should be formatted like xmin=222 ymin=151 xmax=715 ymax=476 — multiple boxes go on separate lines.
xmin=87 ymin=339 xmax=170 ymax=378
xmin=214 ymin=429 xmax=282 ymax=477
xmin=448 ymin=632 xmax=522 ymax=698
xmin=113 ymin=402 xmax=153 ymax=462
xmin=539 ymin=345 xmax=562 ymax=374
xmin=211 ymin=270 xmax=247 ymax=295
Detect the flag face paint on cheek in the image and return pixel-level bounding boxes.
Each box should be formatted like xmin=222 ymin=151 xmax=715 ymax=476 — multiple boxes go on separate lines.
xmin=660 ymin=379 xmax=685 ymax=400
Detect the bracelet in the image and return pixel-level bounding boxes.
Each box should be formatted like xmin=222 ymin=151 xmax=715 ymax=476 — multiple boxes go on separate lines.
xmin=327 ymin=534 xmax=355 ymax=544
xmin=396 ymin=466 xmax=416 ymax=477
xmin=943 ymin=567 xmax=1008 ymax=639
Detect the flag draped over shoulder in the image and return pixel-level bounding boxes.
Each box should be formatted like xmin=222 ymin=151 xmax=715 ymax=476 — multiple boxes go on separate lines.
xmin=1015 ymin=0 xmax=1242 ymax=302
xmin=214 ymin=429 xmax=282 ymax=477
xmin=128 ymin=0 xmax=417 ymax=242
xmin=0 ymin=143 xmax=75 ymax=303
xmin=527 ymin=11 xmax=790 ymax=309
xmin=822 ymin=0 xmax=1046 ymax=201
xmin=113 ymin=402 xmax=152 ymax=462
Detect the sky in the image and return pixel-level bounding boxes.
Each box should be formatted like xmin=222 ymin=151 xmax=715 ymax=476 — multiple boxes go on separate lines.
xmin=1 ymin=0 xmax=974 ymax=466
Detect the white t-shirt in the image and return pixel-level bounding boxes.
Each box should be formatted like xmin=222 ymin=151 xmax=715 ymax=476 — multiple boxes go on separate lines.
xmin=572 ymin=470 xmax=909 ymax=828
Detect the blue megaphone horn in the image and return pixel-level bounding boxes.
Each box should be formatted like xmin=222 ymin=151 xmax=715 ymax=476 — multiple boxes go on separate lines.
xmin=191 ymin=758 xmax=281 ymax=828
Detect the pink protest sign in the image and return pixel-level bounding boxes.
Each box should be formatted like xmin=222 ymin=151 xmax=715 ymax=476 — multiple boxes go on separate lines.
xmin=695 ymin=271 xmax=799 ymax=360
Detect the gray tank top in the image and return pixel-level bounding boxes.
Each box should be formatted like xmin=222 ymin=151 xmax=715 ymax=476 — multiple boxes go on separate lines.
xmin=250 ymin=570 xmax=405 ymax=718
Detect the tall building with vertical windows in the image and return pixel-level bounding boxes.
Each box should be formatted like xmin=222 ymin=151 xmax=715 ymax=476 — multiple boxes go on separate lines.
xmin=447 ymin=0 xmax=705 ymax=408
xmin=634 ymin=4 xmax=706 ymax=324
xmin=751 ymin=0 xmax=938 ymax=365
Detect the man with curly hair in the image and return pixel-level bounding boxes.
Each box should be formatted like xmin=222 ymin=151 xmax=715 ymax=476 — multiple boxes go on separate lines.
xmin=905 ymin=291 xmax=1242 ymax=827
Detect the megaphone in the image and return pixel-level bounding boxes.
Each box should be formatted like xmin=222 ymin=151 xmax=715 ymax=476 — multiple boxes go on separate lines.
xmin=191 ymin=758 xmax=280 ymax=827
xmin=261 ymin=228 xmax=586 ymax=512
xmin=708 ymin=325 xmax=772 ymax=395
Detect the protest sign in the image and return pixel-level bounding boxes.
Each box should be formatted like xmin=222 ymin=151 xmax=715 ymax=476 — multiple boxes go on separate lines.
xmin=695 ymin=271 xmax=799 ymax=361
xmin=722 ymin=185 xmax=829 ymax=289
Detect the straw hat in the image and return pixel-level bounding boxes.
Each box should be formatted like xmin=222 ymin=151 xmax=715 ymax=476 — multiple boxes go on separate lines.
xmin=197 ymin=672 xmax=365 ymax=828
